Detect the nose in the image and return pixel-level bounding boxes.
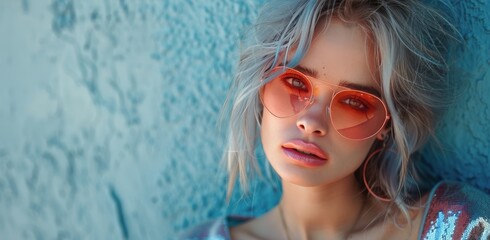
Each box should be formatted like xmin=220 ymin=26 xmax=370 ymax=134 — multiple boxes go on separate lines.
xmin=296 ymin=100 xmax=329 ymax=136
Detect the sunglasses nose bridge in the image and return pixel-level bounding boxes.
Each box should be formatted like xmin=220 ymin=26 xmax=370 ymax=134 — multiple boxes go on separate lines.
xmin=304 ymin=85 xmax=336 ymax=124
xmin=311 ymin=84 xmax=336 ymax=107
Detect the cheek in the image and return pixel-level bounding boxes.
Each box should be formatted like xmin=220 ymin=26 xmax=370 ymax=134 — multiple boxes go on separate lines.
xmin=260 ymin=112 xmax=282 ymax=171
xmin=331 ymin=138 xmax=377 ymax=167
xmin=260 ymin=111 xmax=294 ymax=155
xmin=260 ymin=111 xmax=279 ymax=147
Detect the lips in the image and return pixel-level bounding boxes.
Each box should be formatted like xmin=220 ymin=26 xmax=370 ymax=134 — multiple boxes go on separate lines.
xmin=282 ymin=140 xmax=328 ymax=159
xmin=281 ymin=139 xmax=328 ymax=167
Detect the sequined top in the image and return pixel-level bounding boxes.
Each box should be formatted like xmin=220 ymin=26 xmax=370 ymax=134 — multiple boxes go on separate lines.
xmin=419 ymin=182 xmax=490 ymax=239
xmin=182 ymin=182 xmax=490 ymax=240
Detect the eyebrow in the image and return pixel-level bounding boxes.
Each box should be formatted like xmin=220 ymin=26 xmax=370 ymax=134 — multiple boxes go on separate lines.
xmin=292 ymin=64 xmax=381 ymax=97
xmin=338 ymin=81 xmax=381 ymax=97
xmin=292 ymin=65 xmax=319 ymax=78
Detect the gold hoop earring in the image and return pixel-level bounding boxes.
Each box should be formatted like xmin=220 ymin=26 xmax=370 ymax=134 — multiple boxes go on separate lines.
xmin=362 ymin=148 xmax=392 ymax=202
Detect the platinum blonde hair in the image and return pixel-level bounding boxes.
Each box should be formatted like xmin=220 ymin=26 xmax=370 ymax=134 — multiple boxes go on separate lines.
xmin=221 ymin=0 xmax=457 ymax=222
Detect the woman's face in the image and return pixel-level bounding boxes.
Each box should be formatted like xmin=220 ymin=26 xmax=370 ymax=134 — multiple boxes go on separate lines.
xmin=261 ymin=20 xmax=385 ymax=187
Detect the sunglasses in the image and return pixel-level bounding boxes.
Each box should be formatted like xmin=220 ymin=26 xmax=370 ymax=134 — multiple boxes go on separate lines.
xmin=260 ymin=67 xmax=390 ymax=140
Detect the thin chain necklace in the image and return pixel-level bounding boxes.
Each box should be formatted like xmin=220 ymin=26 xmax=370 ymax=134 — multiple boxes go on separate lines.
xmin=278 ymin=202 xmax=292 ymax=240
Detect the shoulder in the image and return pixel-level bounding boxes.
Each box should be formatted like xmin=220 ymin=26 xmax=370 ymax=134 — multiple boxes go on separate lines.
xmin=419 ymin=181 xmax=490 ymax=239
xmin=180 ymin=216 xmax=253 ymax=240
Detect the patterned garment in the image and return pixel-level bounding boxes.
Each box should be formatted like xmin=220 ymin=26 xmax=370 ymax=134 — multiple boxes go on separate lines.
xmin=420 ymin=182 xmax=490 ymax=239
xmin=182 ymin=182 xmax=490 ymax=240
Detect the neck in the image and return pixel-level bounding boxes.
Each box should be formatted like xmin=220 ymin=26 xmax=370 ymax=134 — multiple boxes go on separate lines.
xmin=279 ymin=175 xmax=370 ymax=240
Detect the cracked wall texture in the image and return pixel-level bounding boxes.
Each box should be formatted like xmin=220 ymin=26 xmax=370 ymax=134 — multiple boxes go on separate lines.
xmin=0 ymin=0 xmax=488 ymax=239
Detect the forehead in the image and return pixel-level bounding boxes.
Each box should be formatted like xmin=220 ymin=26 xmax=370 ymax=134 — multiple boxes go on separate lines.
xmin=297 ymin=18 xmax=378 ymax=88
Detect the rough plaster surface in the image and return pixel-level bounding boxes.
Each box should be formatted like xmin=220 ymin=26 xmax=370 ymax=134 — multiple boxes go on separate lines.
xmin=422 ymin=0 xmax=490 ymax=191
xmin=0 ymin=0 xmax=488 ymax=239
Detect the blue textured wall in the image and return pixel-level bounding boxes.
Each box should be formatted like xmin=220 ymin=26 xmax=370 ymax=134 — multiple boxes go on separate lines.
xmin=421 ymin=1 xmax=490 ymax=192
xmin=0 ymin=0 xmax=488 ymax=239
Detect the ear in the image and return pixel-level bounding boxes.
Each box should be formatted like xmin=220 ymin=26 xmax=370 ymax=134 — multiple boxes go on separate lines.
xmin=376 ymin=129 xmax=390 ymax=141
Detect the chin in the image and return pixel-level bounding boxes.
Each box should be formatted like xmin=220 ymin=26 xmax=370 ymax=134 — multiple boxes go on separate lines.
xmin=276 ymin=167 xmax=332 ymax=187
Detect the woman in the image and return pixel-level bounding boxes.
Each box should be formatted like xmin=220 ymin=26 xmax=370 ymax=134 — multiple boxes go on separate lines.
xmin=184 ymin=0 xmax=490 ymax=239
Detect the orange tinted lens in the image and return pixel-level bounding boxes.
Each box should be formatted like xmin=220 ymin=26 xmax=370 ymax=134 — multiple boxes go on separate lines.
xmin=331 ymin=90 xmax=387 ymax=139
xmin=261 ymin=71 xmax=312 ymax=118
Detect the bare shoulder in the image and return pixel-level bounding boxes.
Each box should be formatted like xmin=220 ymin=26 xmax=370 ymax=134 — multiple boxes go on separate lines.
xmin=382 ymin=193 xmax=431 ymax=240
xmin=349 ymin=193 xmax=430 ymax=240
xmin=229 ymin=207 xmax=282 ymax=240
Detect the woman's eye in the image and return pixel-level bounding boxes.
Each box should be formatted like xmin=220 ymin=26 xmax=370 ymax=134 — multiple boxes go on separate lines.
xmin=341 ymin=97 xmax=369 ymax=111
xmin=285 ymin=77 xmax=308 ymax=91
